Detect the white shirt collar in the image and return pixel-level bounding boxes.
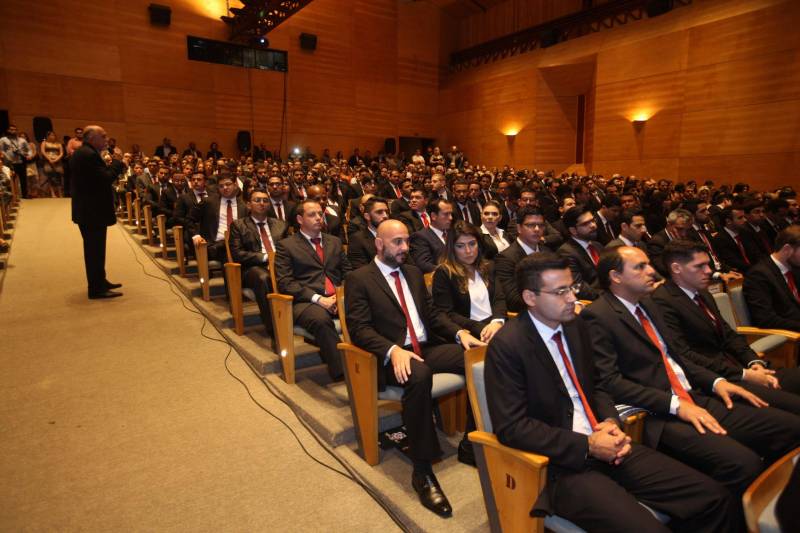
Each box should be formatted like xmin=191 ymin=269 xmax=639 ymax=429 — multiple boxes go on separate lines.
xmin=676 ymin=283 xmax=698 ymax=301
xmin=613 ymin=293 xmax=641 ymax=316
xmin=375 ymin=256 xmax=399 ymax=277
xmin=528 ymin=311 xmax=564 ymax=343
xmin=430 ymin=225 xmax=446 ymax=242
xmin=771 ymin=254 xmax=790 ymax=275
xmin=573 ymin=237 xmax=592 ymax=253
xmin=724 ymin=226 xmax=738 ymax=239
xmin=517 ymin=237 xmax=538 ymax=255
xmin=299 ymin=229 xmax=321 ymax=243
xmin=618 ymin=234 xmax=634 ymax=247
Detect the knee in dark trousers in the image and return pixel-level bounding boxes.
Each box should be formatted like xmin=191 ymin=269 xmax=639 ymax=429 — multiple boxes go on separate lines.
xmin=295 ymin=303 xmax=343 ymax=379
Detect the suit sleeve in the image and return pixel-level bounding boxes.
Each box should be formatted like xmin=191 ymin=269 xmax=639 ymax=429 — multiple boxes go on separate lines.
xmin=558 ymin=247 xmax=599 ymax=300
xmin=708 ymin=296 xmax=760 ymax=366
xmin=580 ymin=308 xmax=674 ymax=414
xmin=229 ymin=222 xmax=264 ymax=268
xmin=347 ymin=234 xmax=370 ymax=271
xmin=409 ymin=232 xmax=438 ymax=273
xmin=495 ymin=252 xmax=523 ymax=313
xmin=431 ymin=268 xmax=482 ymax=337
xmin=744 ymin=268 xmax=800 ymax=331
xmin=275 ymin=240 xmax=317 ymax=303
xmin=490 ymin=269 xmax=508 ymax=320
xmin=345 ymin=272 xmax=395 ymax=359
xmin=485 ymin=333 xmax=589 ymax=471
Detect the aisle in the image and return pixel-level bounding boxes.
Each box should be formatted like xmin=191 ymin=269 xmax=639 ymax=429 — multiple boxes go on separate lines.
xmin=0 ymin=199 xmax=396 ymax=531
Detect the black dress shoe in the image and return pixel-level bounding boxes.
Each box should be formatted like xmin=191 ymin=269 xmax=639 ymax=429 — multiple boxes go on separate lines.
xmin=104 ymin=281 xmax=123 ymax=289
xmin=457 ymin=438 xmax=476 ymax=467
xmin=89 ymin=290 xmax=123 ymax=300
xmin=411 ymin=471 xmax=452 ymax=517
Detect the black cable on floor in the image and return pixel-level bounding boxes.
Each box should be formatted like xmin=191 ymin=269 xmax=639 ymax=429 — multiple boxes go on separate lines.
xmin=119 ymin=225 xmax=410 ymax=532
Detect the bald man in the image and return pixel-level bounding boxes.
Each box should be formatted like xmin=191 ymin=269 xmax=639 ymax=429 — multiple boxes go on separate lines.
xmin=345 ymin=219 xmax=484 ymax=517
xmin=70 ymin=125 xmax=125 ymax=299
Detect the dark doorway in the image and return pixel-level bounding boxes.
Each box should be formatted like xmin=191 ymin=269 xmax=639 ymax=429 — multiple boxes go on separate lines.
xmin=399 ymin=136 xmax=435 ymax=161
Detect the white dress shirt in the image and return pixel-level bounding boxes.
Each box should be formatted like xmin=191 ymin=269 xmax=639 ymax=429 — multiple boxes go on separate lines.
xmin=481 ymin=225 xmax=510 ymax=253
xmin=430 ymin=225 xmax=447 ymax=244
xmin=468 ymin=271 xmax=492 ymax=321
xmin=375 ymin=257 xmax=428 ymax=363
xmin=529 ymin=313 xmax=593 ymax=435
xmin=517 ymin=237 xmax=539 ymax=255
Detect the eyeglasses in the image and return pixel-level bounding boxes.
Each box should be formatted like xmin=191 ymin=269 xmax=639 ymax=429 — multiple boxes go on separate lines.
xmin=537 ymin=283 xmax=581 ymax=297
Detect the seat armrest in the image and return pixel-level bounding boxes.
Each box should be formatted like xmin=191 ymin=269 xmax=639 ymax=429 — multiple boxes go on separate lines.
xmin=468 ymin=431 xmax=549 ymax=468
xmin=737 ymin=327 xmax=800 ymax=342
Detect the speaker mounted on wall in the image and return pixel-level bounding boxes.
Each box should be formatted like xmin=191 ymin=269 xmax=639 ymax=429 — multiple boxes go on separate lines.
xmin=237 ymin=131 xmax=252 ymax=153
xmin=299 ymin=33 xmax=317 ymax=51
xmin=149 ymin=3 xmax=171 ymax=27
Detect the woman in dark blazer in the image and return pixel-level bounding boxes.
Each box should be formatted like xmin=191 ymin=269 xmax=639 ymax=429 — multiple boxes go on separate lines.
xmin=432 ymin=220 xmax=507 ymax=343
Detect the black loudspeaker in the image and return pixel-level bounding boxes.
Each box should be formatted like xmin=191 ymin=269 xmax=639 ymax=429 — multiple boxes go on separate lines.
xmin=646 ymin=0 xmax=673 ymax=18
xmin=384 ymin=137 xmax=396 ymax=154
xmin=0 ymin=110 xmax=8 ymax=135
xmin=33 ymin=116 xmax=54 ymax=142
xmin=540 ymin=28 xmax=560 ymax=48
xmin=148 ymin=4 xmax=171 ymax=27
xmin=299 ymin=33 xmax=317 ymax=51
xmin=237 ymin=130 xmax=252 ymax=152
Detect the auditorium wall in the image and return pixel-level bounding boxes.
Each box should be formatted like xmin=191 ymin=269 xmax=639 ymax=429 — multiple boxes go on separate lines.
xmin=0 ymin=0 xmax=442 ymax=158
xmin=438 ymin=0 xmax=800 ymax=189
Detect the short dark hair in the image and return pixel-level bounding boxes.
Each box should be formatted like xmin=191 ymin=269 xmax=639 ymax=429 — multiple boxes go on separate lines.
xmin=619 ymin=208 xmax=643 ymax=227
xmin=596 ymin=247 xmax=625 ymax=289
xmin=363 ymin=196 xmax=388 ymax=214
xmin=515 ymin=205 xmax=543 ymax=225
xmin=515 ymin=251 xmax=569 ymax=294
xmin=662 ymin=240 xmax=709 ymax=276
xmin=563 ymin=205 xmax=590 ymax=230
xmin=741 ymin=200 xmax=764 ymax=214
xmin=602 ymin=195 xmax=621 ymax=209
xmin=776 ymin=226 xmax=800 ymax=249
xmin=296 ymin=199 xmax=321 ymax=217
xmin=766 ymin=198 xmax=789 ymax=214
xmin=427 ymin=197 xmax=453 ymax=216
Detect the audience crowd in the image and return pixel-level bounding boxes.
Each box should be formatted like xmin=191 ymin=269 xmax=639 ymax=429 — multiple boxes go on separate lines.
xmin=3 ymin=124 xmax=800 ymax=529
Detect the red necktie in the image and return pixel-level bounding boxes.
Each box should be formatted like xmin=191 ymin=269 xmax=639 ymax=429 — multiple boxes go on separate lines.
xmin=276 ymin=202 xmax=284 ymax=221
xmin=226 ymin=199 xmax=233 ymax=228
xmin=693 ymin=294 xmax=722 ymax=337
xmin=786 ymin=271 xmax=800 ymax=303
xmin=311 ymin=237 xmax=335 ymax=296
xmin=733 ymin=234 xmax=751 ymax=266
xmin=390 ymin=271 xmax=422 ymax=357
xmin=257 ymin=222 xmax=273 ymax=253
xmin=635 ymin=307 xmax=695 ymax=405
xmin=697 ymin=231 xmax=722 ymax=269
xmin=420 ymin=213 xmax=430 ymax=228
xmin=756 ymin=230 xmax=772 ymax=253
xmin=552 ymin=331 xmax=598 ymax=428
xmin=587 ymin=244 xmax=600 ymax=266
xmin=394 ymin=185 xmax=401 ymax=199
xmin=462 ymin=205 xmax=470 ymax=223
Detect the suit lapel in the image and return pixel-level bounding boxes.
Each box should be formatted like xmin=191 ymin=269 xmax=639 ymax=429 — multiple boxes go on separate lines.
xmin=519 ymin=313 xmax=570 ymax=399
xmin=666 ymin=282 xmax=715 ymax=336
xmin=369 ymin=263 xmax=403 ymax=313
xmin=605 ymin=293 xmax=656 ymax=348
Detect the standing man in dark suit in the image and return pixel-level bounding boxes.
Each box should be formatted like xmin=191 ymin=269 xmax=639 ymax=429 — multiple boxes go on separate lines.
xmin=451 ymin=180 xmax=481 ymax=226
xmin=275 ymin=200 xmax=351 ymax=380
xmin=557 ymin=206 xmax=603 ymax=300
xmin=347 ymin=196 xmax=389 ymax=270
xmin=743 ymin=226 xmax=800 ymax=331
xmin=486 ymin=253 xmax=734 ymax=531
xmin=228 ymin=189 xmax=288 ymax=335
xmin=70 ymin=125 xmax=125 ymax=299
xmin=345 ymin=219 xmax=484 ymax=517
xmin=409 ymin=198 xmax=453 ymax=273
xmin=652 ymin=240 xmax=800 ymax=407
xmin=189 ymin=174 xmax=248 ymax=262
xmin=581 ymin=246 xmax=800 ymax=514
xmin=494 ymin=206 xmax=547 ymax=313
xmin=713 ymin=207 xmax=762 ymax=273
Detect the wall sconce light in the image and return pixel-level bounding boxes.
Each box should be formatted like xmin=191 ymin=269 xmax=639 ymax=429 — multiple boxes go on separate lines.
xmin=632 ymin=118 xmax=647 ymax=132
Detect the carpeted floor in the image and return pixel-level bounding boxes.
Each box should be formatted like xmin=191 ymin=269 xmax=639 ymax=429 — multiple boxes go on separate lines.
xmin=0 ymin=199 xmax=399 ymax=531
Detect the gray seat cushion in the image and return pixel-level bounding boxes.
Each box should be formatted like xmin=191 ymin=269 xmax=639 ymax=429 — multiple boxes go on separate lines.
xmin=294 ymin=319 xmax=342 ymax=341
xmin=208 ymin=260 xmax=223 ymax=270
xmin=750 ymin=334 xmax=787 ymax=354
xmin=472 ymin=361 xmax=492 ymax=433
xmin=242 ymin=288 xmax=256 ymax=301
xmin=379 ymin=372 xmax=465 ymax=402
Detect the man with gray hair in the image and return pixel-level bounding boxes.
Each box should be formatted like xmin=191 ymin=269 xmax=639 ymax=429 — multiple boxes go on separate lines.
xmin=70 ymin=125 xmax=125 ymax=299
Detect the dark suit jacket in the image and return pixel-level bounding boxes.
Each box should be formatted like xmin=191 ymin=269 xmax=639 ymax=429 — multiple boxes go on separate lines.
xmin=761 ymin=217 xmax=787 ymax=246
xmin=746 ymin=224 xmax=773 ymax=255
xmin=322 ymin=211 xmax=342 ymax=238
xmin=452 ymin=201 xmax=481 ymax=226
xmin=485 ymin=313 xmax=621 ymax=487
xmin=743 ymin=256 xmax=800 ymax=331
xmin=190 ymin=194 xmax=248 ymax=242
xmin=395 ymin=209 xmax=424 ymax=234
xmin=713 ymin=229 xmax=762 ymax=273
xmin=646 ymin=229 xmax=671 ymax=276
xmin=154 ymin=144 xmax=176 ymax=159
xmin=652 ymin=281 xmax=759 ymax=380
xmin=409 ymin=227 xmax=446 ymax=273
xmin=379 ymin=183 xmax=403 ymax=201
xmin=144 ymin=182 xmax=167 ymax=215
xmin=275 ymin=232 xmax=351 ymax=316
xmin=581 ymin=292 xmax=722 ymax=447
xmin=347 ymin=228 xmax=377 ymax=270
xmin=173 ymin=190 xmax=203 ymax=234
xmin=229 ymin=216 xmax=288 ymax=269
xmin=431 ymin=264 xmax=506 ymax=337
xmin=70 ymin=143 xmax=124 ymax=227
xmin=266 ymin=199 xmax=295 ymax=223
xmin=494 ymin=240 xmax=528 ymax=313
xmin=345 ymin=261 xmax=461 ymax=390
xmin=158 ymin=185 xmax=184 ymax=227
xmin=557 ymin=238 xmax=601 ymax=300
xmin=594 ymin=213 xmax=619 ymax=246
xmin=389 ymin=196 xmax=411 ymax=215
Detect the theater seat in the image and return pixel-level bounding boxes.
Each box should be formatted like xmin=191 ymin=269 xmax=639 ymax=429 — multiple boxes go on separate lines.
xmin=194 ymin=237 xmax=223 ymax=301
xmin=743 ymin=446 xmax=799 ymax=533
xmin=223 ymin=232 xmax=259 ymax=335
xmin=713 ymin=290 xmax=798 ymax=368
xmin=465 ymin=347 xmax=664 ymax=533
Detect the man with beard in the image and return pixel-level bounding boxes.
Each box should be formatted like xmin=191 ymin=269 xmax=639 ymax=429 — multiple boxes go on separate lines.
xmin=557 ymin=206 xmax=603 ymax=300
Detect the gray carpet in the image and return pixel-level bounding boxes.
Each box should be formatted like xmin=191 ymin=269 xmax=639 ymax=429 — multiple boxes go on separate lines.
xmin=0 ymin=199 xmax=399 ymax=531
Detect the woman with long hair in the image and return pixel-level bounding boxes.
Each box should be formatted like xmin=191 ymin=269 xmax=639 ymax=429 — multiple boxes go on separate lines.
xmin=479 ymin=199 xmax=510 ymax=259
xmin=432 ymin=220 xmax=506 ymax=343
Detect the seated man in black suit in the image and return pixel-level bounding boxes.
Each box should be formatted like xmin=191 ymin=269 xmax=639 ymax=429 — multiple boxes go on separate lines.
xmin=144 ymin=165 xmax=170 ymax=217
xmin=345 ymin=219 xmax=484 ymax=517
xmin=743 ymin=200 xmax=773 ymax=255
xmin=265 ymin=174 xmax=294 ymax=224
xmin=347 ymin=196 xmax=389 ymax=270
xmin=486 ymin=253 xmax=734 ymax=531
xmin=174 ymin=172 xmax=210 ymax=258
xmin=557 ymin=206 xmax=603 ymax=300
xmin=713 ymin=206 xmax=762 ymax=273
xmin=158 ymin=172 xmax=186 ymax=228
xmin=581 ymin=245 xmax=800 ymax=515
xmin=652 ymin=240 xmax=800 ymax=408
xmin=189 ymin=173 xmax=248 ymax=262
xmin=389 ymin=177 xmax=413 ymax=215
xmin=494 ymin=206 xmax=548 ymax=313
xmin=395 ymin=186 xmax=429 ymax=234
xmin=743 ymin=225 xmax=800 ymax=332
xmin=275 ymin=199 xmax=351 ymax=380
xmin=451 ymin=179 xmax=481 ymax=226
xmin=228 ymin=189 xmax=289 ymax=335
xmin=606 ymin=208 xmax=648 ymax=251
xmin=594 ymin=194 xmax=622 ymax=246
xmin=409 ymin=197 xmax=453 ymax=273
xmin=307 ymin=184 xmax=341 ymax=238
